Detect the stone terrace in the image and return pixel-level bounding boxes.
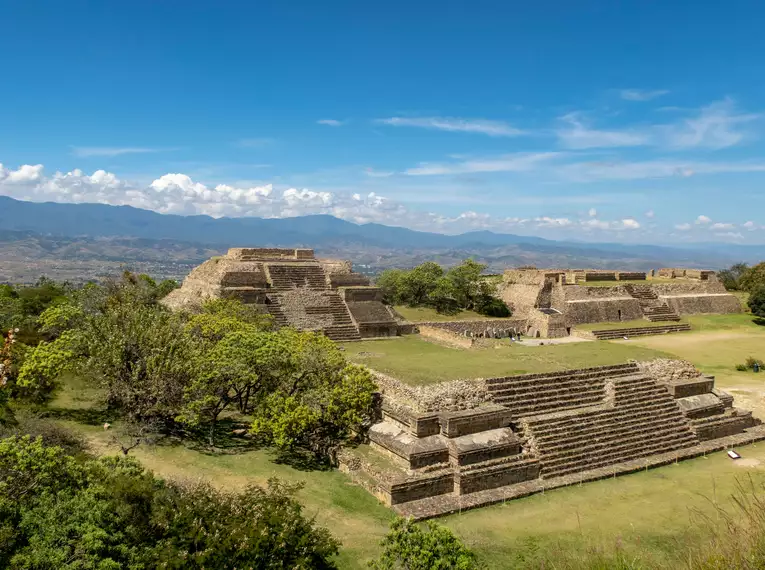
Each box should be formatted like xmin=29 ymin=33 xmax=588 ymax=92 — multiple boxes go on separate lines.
xmin=341 ymin=360 xmax=763 ymax=518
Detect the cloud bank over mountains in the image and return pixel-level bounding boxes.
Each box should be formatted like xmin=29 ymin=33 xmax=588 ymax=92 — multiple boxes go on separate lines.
xmin=0 ymin=161 xmax=754 ymax=244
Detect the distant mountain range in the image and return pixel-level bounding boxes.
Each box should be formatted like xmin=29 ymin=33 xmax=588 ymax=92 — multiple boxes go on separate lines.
xmin=0 ymin=196 xmax=761 ymax=283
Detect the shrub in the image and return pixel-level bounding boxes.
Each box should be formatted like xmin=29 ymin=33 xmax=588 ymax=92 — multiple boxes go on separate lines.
xmin=736 ymin=364 xmax=748 ymax=372
xmin=747 ymin=286 xmax=765 ymax=318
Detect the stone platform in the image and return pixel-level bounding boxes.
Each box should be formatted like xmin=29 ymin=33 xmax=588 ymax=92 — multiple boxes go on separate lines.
xmin=341 ymin=360 xmax=762 ymax=518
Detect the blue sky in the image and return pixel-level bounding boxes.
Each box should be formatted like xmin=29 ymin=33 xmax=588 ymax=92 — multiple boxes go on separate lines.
xmin=2 ymin=0 xmax=765 ymax=243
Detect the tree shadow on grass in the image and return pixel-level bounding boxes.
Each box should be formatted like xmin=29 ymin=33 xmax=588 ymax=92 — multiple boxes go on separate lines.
xmin=272 ymin=447 xmax=332 ymax=472
xmin=752 ymin=317 xmax=765 ymax=326
xmin=38 ymin=406 xmax=114 ymax=426
xmin=169 ymin=418 xmax=264 ymax=456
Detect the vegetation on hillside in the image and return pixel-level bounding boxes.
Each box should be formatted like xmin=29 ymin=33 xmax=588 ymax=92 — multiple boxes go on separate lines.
xmin=377 ymin=260 xmax=510 ymax=317
xmin=0 ymin=434 xmax=340 ymax=569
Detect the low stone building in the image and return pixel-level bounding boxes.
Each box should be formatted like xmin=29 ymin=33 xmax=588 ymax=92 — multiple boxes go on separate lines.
xmin=162 ymin=247 xmax=399 ymax=340
xmin=498 ymin=268 xmax=741 ymax=338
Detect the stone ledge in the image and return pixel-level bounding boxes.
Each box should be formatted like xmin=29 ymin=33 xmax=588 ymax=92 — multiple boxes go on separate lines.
xmin=390 ymin=425 xmax=765 ymax=520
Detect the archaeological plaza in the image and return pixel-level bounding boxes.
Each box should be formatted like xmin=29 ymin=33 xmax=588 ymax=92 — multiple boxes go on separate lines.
xmin=164 ymin=248 xmax=765 ymax=519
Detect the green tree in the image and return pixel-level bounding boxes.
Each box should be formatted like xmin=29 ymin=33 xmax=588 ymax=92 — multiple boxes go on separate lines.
xmin=377 ymin=269 xmax=406 ymax=304
xmin=401 ymin=262 xmax=443 ymax=305
xmin=739 ymin=262 xmax=765 ymax=293
xmin=748 ymin=286 xmax=765 ymax=318
xmin=370 ymin=518 xmax=478 ymax=570
xmin=15 ymin=330 xmax=78 ymax=402
xmin=718 ymin=262 xmax=749 ymax=291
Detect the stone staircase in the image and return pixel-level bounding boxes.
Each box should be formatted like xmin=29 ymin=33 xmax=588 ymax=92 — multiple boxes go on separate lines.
xmin=625 ymin=284 xmax=681 ymax=322
xmin=265 ymin=263 xmax=328 ymax=291
xmin=485 ymin=364 xmax=641 ymax=418
xmin=590 ymin=323 xmax=691 ymax=340
xmin=266 ymin=292 xmax=361 ymax=341
xmin=522 ymin=374 xmax=698 ymax=479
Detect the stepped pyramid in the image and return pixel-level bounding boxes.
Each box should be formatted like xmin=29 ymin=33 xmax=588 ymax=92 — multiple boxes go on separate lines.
xmin=162 ymin=248 xmax=400 ymax=340
xmin=342 ymin=360 xmax=765 ymax=519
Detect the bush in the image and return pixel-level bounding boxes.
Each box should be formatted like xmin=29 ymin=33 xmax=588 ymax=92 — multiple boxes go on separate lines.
xmin=475 ymin=296 xmax=511 ymax=317
xmin=736 ymin=364 xmax=749 ymax=371
xmin=0 ymin=436 xmax=340 ymax=569
xmin=748 ymin=286 xmax=765 ymax=318
xmin=370 ymin=517 xmax=477 ymax=570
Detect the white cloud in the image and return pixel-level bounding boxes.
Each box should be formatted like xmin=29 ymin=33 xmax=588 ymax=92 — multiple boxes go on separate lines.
xmin=621 ymin=218 xmax=641 ymax=229
xmin=588 ymin=208 xmax=597 ymax=217
xmin=715 ymin=231 xmax=744 ymax=240
xmin=645 ymin=210 xmax=655 ymax=218
xmin=317 ymin=119 xmax=344 ymax=127
xmin=364 ymin=167 xmax=394 ymax=178
xmin=675 ymin=223 xmax=692 ymax=231
xmin=557 ymin=99 xmax=761 ymax=152
xmin=560 ymin=159 xmax=765 ymax=182
xmin=620 ymin=89 xmax=669 ymax=101
xmin=744 ymin=221 xmax=758 ymax=230
xmin=696 ymin=215 xmax=712 ymax=224
xmin=660 ymin=98 xmax=762 ymax=150
xmin=376 ymin=116 xmax=525 ymax=137
xmin=406 ymin=152 xmax=561 ymax=176
xmin=0 ymin=163 xmax=44 ymax=183
xmin=556 ymin=113 xmax=649 ymax=149
xmin=71 ymin=147 xmax=175 ymax=158
xmin=535 ymin=216 xmax=572 ymax=227
xmin=710 ymin=222 xmax=735 ymax=230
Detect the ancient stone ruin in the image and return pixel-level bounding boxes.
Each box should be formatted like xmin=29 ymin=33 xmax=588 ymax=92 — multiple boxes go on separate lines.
xmin=340 ymin=360 xmax=765 ymax=519
xmin=162 ymin=248 xmax=399 ymax=340
xmin=498 ymin=268 xmax=741 ymax=338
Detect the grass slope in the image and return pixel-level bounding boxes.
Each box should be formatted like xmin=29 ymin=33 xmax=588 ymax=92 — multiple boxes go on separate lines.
xmin=344 ymin=335 xmax=669 ymax=385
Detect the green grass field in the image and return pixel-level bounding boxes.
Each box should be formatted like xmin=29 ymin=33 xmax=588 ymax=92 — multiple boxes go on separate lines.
xmin=345 ymin=335 xmax=669 ymax=384
xmin=40 ymin=310 xmax=765 ymax=569
xmin=393 ymin=305 xmax=502 ymax=322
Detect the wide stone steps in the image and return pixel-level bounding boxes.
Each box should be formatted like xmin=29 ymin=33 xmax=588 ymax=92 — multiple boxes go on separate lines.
xmin=487 ymin=366 xmax=639 ymax=395
xmin=535 ymin=414 xmax=692 ymax=458
xmin=456 ymin=452 xmax=537 ymax=473
xmin=521 ymin=374 xmax=697 ymax=479
xmin=541 ymin=433 xmax=697 ymax=479
xmin=591 ymin=323 xmax=690 ymax=339
xmin=531 ymin=403 xmax=683 ymax=445
xmin=265 ymin=264 xmax=328 ymax=290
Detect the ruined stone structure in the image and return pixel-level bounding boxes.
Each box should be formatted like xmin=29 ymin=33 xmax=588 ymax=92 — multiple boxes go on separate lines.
xmin=340 ymin=360 xmax=765 ymax=518
xmin=162 ymin=248 xmax=399 ymax=340
xmin=498 ymin=268 xmax=741 ymax=338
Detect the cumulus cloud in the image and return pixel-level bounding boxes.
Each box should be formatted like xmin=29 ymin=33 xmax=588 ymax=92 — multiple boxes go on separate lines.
xmin=588 ymin=208 xmax=597 ymax=217
xmin=675 ymin=223 xmax=692 ymax=231
xmin=620 ymin=89 xmax=669 ymax=101
xmin=710 ymin=222 xmax=735 ymax=230
xmin=376 ymin=116 xmax=525 ymax=137
xmin=621 ymin=218 xmax=641 ymax=229
xmin=696 ymin=215 xmax=712 ymax=224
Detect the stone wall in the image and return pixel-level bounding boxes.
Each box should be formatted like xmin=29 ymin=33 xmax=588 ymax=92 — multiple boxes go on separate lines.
xmin=418 ymin=325 xmax=475 ymax=348
xmin=662 ymin=294 xmax=742 ymax=315
xmin=636 ymin=359 xmax=701 ymax=383
xmin=371 ymin=370 xmax=490 ymax=413
xmin=227 ymin=248 xmax=314 ymax=260
xmin=415 ymin=319 xmax=527 ymax=336
xmin=564 ymin=298 xmax=644 ymax=325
